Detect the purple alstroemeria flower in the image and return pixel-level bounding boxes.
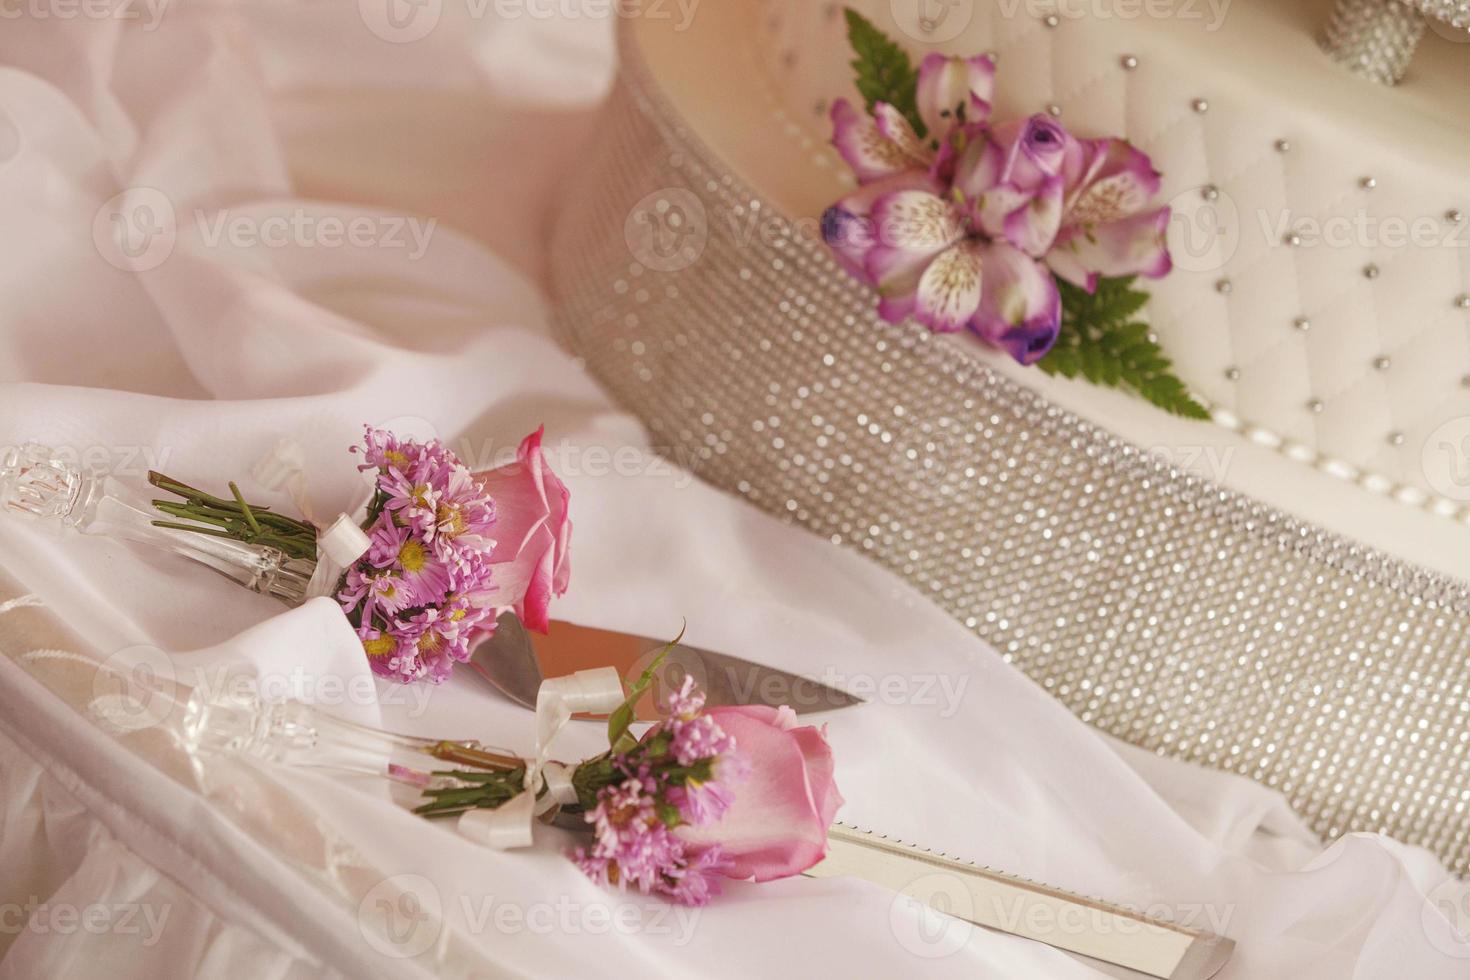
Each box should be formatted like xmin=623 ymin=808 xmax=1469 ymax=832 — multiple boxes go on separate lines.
xmin=829 ymin=53 xmax=996 ymax=185
xmin=915 ymin=53 xmax=995 ymax=138
xmin=1047 ymin=137 xmax=1172 ymax=292
xmin=822 ymin=113 xmax=1068 ymax=364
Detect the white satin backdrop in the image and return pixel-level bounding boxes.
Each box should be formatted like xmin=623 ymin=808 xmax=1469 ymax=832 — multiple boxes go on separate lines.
xmin=0 ymin=4 xmax=1465 ymax=978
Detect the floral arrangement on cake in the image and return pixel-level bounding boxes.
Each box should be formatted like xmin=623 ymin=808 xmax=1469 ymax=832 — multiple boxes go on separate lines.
xmin=150 ymin=425 xmax=571 ymax=683
xmin=822 ymin=10 xmax=1207 ymax=418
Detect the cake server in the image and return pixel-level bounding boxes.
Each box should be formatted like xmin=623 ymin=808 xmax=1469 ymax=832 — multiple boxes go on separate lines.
xmin=807 ymin=823 xmax=1235 ymax=979
xmin=470 ymin=612 xmax=865 ymax=720
xmin=478 ymin=617 xmax=1232 ymax=975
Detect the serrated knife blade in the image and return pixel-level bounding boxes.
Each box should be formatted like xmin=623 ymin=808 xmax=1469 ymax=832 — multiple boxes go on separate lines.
xmin=806 ymin=824 xmax=1234 ymax=979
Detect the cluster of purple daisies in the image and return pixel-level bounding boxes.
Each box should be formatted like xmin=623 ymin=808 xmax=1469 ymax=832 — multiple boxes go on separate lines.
xmin=339 ymin=427 xmax=498 ymax=684
xmin=574 ymin=677 xmax=745 ymax=906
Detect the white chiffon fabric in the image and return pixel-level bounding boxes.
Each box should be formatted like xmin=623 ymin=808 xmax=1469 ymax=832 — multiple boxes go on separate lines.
xmin=0 ymin=5 xmax=1466 ymax=978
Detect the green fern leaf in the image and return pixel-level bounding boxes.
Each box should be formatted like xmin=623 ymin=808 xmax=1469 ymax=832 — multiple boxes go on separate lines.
xmin=1042 ymin=275 xmax=1210 ymax=419
xmin=844 ymin=8 xmax=926 ymax=138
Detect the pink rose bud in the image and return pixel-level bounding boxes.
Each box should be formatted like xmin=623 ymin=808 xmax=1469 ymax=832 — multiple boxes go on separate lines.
xmin=678 ymin=705 xmax=843 ymax=882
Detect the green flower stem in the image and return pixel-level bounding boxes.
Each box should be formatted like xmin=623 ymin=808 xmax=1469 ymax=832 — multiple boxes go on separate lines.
xmin=413 ymin=767 xmax=531 ymax=817
xmin=427 ymin=741 xmax=523 ymax=772
xmin=229 ymin=482 xmax=262 ymax=535
xmin=147 ymin=470 xmax=319 ymax=560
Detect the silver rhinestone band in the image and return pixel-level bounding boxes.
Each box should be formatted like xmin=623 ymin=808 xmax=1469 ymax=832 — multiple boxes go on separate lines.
xmin=551 ymin=30 xmax=1470 ymax=875
xmin=1320 ymin=0 xmax=1429 ymax=85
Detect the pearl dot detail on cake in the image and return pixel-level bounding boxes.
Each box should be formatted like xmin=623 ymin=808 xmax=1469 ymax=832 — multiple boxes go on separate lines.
xmin=1224 ymin=366 xmax=1241 ymax=381
xmin=1294 ymin=317 xmax=1312 ymax=331
xmin=1307 ymin=398 xmax=1325 ymax=413
xmin=1191 ymin=98 xmax=1209 ymax=113
xmin=1364 ymin=264 xmax=1380 ymax=279
xmin=1274 ymin=138 xmax=1291 ymax=152
xmin=1374 ymin=355 xmax=1392 ymax=371
xmin=1359 ymin=176 xmax=1378 ymax=190
xmin=1215 ymin=278 xmax=1232 ymax=294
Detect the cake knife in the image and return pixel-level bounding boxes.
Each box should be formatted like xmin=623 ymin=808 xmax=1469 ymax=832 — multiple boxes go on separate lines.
xmin=481 ymin=617 xmax=1234 ymax=975
xmin=471 ymin=613 xmax=866 ymax=719
xmin=807 ymin=823 xmax=1235 ymax=979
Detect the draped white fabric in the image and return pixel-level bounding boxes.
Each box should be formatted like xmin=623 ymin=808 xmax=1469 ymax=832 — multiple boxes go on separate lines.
xmin=0 ymin=4 xmax=1466 ymax=978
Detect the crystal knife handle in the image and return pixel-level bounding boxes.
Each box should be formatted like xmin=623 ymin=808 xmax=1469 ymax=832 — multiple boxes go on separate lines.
xmin=806 ymin=823 xmax=1234 ymax=979
xmin=0 ymin=443 xmax=313 ymax=603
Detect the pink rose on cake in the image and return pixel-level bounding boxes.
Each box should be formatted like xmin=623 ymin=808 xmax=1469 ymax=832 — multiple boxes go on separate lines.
xmin=822 ymin=48 xmax=1171 ymax=366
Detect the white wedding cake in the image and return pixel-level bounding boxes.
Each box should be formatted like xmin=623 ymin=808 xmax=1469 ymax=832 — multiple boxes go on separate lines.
xmin=551 ymin=0 xmax=1470 ymax=874
xmin=627 ymin=0 xmax=1470 ymax=574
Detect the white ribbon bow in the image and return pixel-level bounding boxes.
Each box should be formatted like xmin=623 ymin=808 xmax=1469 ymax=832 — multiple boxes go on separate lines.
xmin=456 ymin=666 xmax=626 ymax=850
xmin=254 ymin=441 xmax=371 ymax=598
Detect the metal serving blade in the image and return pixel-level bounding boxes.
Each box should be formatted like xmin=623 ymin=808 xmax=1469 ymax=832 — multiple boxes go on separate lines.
xmin=470 ymin=613 xmax=865 ymax=721
xmin=807 ymin=824 xmax=1234 ymax=979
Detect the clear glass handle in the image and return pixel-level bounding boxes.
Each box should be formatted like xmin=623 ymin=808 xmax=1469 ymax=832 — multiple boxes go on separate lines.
xmin=178 ymin=685 xmax=521 ymax=790
xmin=0 ymin=443 xmax=314 ymax=603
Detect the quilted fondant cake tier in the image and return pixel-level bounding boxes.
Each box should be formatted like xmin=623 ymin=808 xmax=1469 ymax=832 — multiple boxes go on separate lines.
xmin=746 ymin=0 xmax=1470 ymax=538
